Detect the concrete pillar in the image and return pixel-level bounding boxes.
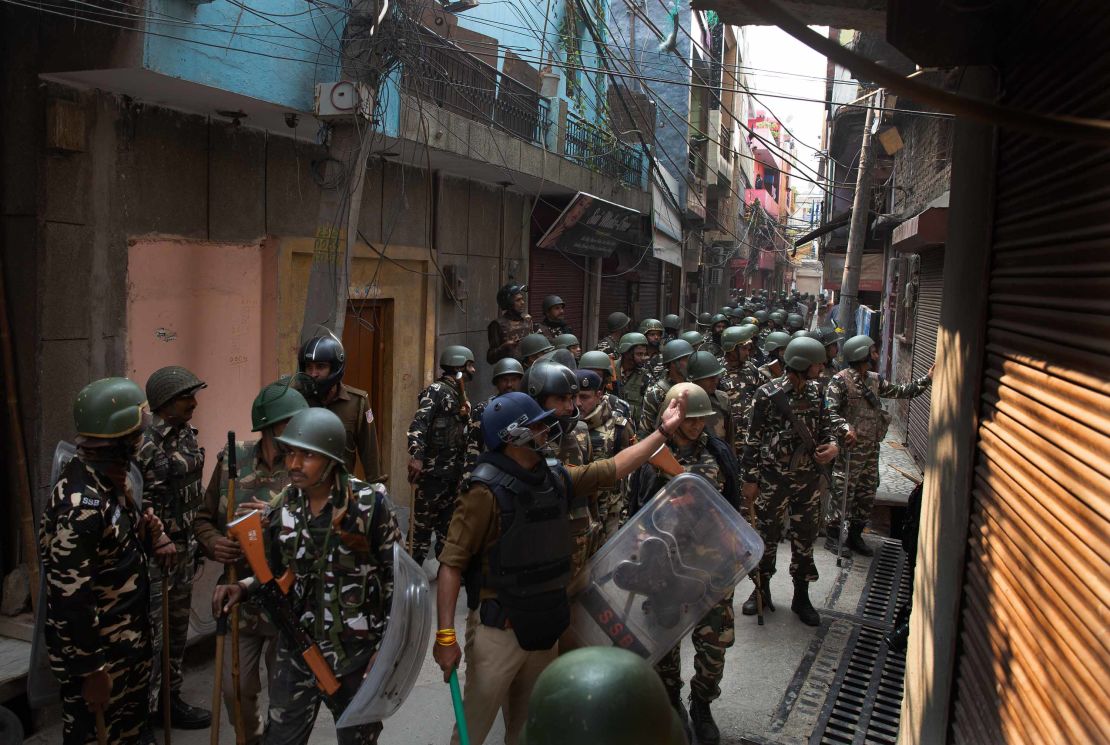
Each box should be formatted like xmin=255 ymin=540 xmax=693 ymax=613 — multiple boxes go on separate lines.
xmin=899 ymin=67 xmax=998 ymax=745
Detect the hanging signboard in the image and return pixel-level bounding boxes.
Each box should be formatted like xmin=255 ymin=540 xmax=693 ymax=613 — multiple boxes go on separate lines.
xmin=536 ymin=192 xmax=644 ymax=258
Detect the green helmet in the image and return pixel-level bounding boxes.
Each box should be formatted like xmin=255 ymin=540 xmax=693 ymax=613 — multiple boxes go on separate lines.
xmin=439 ymin=345 xmax=475 ymax=368
xmin=519 ymin=648 xmax=686 ymax=745
xmin=662 ymin=381 xmax=713 ymax=418
xmin=606 ymin=312 xmax=631 ymax=334
xmin=753 ymin=310 xmax=769 ymax=324
xmin=519 ymin=333 xmax=555 ymax=360
xmin=842 ymin=334 xmax=877 ymax=363
xmin=770 ymin=310 xmax=787 ymax=326
xmin=662 ymin=313 xmax=681 ymax=330
xmin=679 ymin=330 xmax=705 ymax=348
xmin=741 ymin=316 xmax=758 ymax=326
xmin=786 ymin=313 xmax=804 ymax=330
xmin=686 ymin=350 xmax=725 ymax=381
xmin=721 ymin=324 xmax=758 ymax=352
xmin=146 ymin=365 xmax=206 ymax=412
xmin=814 ymin=326 xmax=842 ymax=348
xmin=718 ymin=306 xmax=732 ymax=316
xmin=638 ymin=318 xmax=664 ymax=334
xmin=492 ymin=357 xmax=525 ymax=380
xmin=74 ymin=377 xmax=147 ymax=438
xmin=578 ymin=350 xmax=614 ymax=373
xmin=553 ymin=334 xmax=580 ymax=350
xmin=784 ymin=336 xmax=828 ymax=372
xmin=617 ymin=332 xmax=649 ymax=355
xmin=710 ymin=313 xmax=728 ymax=326
xmin=697 ymin=312 xmax=713 ymax=327
xmin=661 ymin=339 xmax=695 ymax=366
xmin=792 ymin=330 xmax=810 ymax=339
xmin=251 ymin=380 xmax=309 ymax=432
xmin=762 ymin=331 xmax=793 ymax=354
xmin=275 ymin=407 xmax=347 ymax=466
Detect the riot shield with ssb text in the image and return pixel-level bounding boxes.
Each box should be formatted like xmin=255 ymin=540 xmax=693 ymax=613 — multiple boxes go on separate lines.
xmin=336 ymin=542 xmax=433 ymax=728
xmin=568 ymin=472 xmax=763 ymax=665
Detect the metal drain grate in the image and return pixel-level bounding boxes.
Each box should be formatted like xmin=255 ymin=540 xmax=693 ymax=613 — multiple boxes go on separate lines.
xmin=811 ymin=539 xmax=912 ymax=745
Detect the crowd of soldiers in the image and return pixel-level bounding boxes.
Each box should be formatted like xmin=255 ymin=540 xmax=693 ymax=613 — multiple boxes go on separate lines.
xmin=37 ymin=281 xmax=931 ymax=745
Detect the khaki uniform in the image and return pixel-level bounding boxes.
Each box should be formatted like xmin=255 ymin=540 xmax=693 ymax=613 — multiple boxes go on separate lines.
xmin=194 ymin=440 xmax=289 ymax=745
xmin=576 ymin=399 xmax=632 ymax=543
xmin=440 ymin=460 xmax=618 ymax=745
xmin=324 ymin=383 xmax=380 ymax=479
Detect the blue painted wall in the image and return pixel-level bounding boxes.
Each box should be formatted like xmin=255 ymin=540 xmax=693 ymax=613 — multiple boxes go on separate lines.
xmin=144 ymin=0 xmax=344 ymax=112
xmin=608 ymin=0 xmax=694 ymax=204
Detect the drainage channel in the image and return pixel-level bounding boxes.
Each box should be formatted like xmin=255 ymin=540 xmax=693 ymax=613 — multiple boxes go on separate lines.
xmin=810 ymin=539 xmax=912 ymax=745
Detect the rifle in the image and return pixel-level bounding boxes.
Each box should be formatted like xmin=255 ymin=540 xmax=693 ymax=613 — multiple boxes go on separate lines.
xmin=836 ymin=451 xmax=852 ymax=570
xmin=767 ymin=384 xmax=835 ymax=486
xmin=747 ymin=499 xmax=764 ymax=626
xmin=227 ymin=510 xmax=342 ymax=698
xmin=224 ymin=432 xmax=246 ymax=745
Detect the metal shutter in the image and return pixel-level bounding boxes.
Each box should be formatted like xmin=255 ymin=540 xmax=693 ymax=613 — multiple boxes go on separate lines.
xmin=637 ymin=259 xmax=662 ymax=321
xmin=598 ymin=260 xmax=632 ymax=340
xmin=906 ymin=247 xmax=943 ymax=465
xmin=528 ymin=247 xmax=586 ymax=337
xmin=950 ymin=6 xmax=1110 ymax=742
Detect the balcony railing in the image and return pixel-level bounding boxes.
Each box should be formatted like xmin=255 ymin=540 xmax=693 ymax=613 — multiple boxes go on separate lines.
xmin=403 ymin=30 xmax=549 ymax=147
xmin=745 ymin=187 xmax=780 ymax=218
xmin=563 ymin=111 xmax=643 ymax=187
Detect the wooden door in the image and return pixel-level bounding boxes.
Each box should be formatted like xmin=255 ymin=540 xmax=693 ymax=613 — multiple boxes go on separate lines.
xmin=342 ymin=300 xmax=392 ymax=481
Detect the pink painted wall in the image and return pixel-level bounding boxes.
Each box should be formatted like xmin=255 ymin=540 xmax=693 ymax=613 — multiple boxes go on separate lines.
xmin=127 ymin=238 xmax=266 ymax=482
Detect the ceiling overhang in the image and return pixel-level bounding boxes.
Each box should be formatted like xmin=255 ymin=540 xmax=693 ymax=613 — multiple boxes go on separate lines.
xmin=689 ymin=0 xmax=886 ymax=32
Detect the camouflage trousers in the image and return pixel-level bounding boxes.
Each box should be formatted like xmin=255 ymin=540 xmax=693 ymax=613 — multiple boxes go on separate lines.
xmin=60 ymin=650 xmax=152 ymax=744
xmin=148 ymin=543 xmax=196 ymax=707
xmin=265 ymin=640 xmax=382 ymax=745
xmin=655 ymin=590 xmax=735 ymax=703
xmin=826 ymin=442 xmax=881 ymax=527
xmin=755 ymin=468 xmax=824 ymax=582
xmin=410 ymin=472 xmax=460 ymax=565
xmin=596 ymin=486 xmax=625 ymax=544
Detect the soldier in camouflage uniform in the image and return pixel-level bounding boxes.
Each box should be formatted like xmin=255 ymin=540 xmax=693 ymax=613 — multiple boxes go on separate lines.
xmin=579 ymin=351 xmax=634 ymax=420
xmin=741 ymin=337 xmax=848 ymax=627
xmin=463 ymin=358 xmax=524 ymax=483
xmin=637 ymin=339 xmax=694 ymax=440
xmin=701 ymin=314 xmax=728 ymax=358
xmin=139 ymin=366 xmax=211 ymax=728
xmin=679 ymin=330 xmax=705 ymax=350
xmin=553 ymin=333 xmax=582 ymax=361
xmin=614 ymin=332 xmax=652 ymax=424
xmin=824 ymin=335 xmax=932 ymax=557
xmin=535 ymin=295 xmax=573 ymax=343
xmin=718 ymin=324 xmax=763 ymax=454
xmin=213 ymin=408 xmax=401 ymax=745
xmin=686 ymin=351 xmax=736 ymax=448
xmin=629 ymin=384 xmax=739 ymax=745
xmin=812 ymin=326 xmax=842 ymax=392
xmin=574 ymin=370 xmax=633 ymax=543
xmin=487 ymin=283 xmax=532 ymax=364
xmin=662 ymin=313 xmax=681 ymax=344
xmin=406 ymin=346 xmax=475 ymax=566
xmin=518 ymin=333 xmax=556 ymax=368
xmin=194 ymin=381 xmax=308 ymax=744
xmin=41 ymin=378 xmax=167 ymax=745
xmin=757 ymin=331 xmax=791 ymax=381
xmin=638 ymin=318 xmax=666 ymax=379
xmin=597 ymin=312 xmax=631 ymax=356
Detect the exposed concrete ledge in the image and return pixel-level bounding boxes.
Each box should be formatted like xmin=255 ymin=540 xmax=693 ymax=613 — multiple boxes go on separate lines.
xmin=395 ymin=94 xmax=651 ymax=214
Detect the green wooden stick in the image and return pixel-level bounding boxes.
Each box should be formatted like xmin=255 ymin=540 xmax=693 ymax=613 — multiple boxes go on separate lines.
xmin=450 ymin=668 xmax=470 ymax=745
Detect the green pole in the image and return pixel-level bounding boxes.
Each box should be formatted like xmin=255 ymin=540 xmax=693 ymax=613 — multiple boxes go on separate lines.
xmin=450 ymin=668 xmax=470 ymax=745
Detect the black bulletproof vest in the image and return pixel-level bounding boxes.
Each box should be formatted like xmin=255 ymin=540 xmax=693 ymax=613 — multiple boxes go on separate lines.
xmin=470 ymin=451 xmax=573 ymax=650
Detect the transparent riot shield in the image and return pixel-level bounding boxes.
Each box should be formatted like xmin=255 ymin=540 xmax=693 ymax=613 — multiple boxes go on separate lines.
xmin=28 ymin=442 xmax=143 ymax=708
xmin=336 ymin=542 xmax=433 ymax=728
xmin=568 ymin=472 xmax=764 ymax=665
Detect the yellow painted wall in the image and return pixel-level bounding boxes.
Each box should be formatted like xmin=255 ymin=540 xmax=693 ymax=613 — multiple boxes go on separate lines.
xmin=275 ymin=238 xmax=436 ymax=512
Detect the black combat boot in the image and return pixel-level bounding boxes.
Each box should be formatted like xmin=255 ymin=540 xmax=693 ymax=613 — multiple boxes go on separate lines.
xmin=689 ymin=695 xmax=721 ymax=745
xmin=667 ymin=689 xmax=692 ymax=742
xmin=791 ymin=579 xmax=821 ymax=627
xmin=167 ymin=693 xmax=211 ymax=729
xmin=847 ymin=523 xmax=874 ymax=557
xmin=741 ymin=573 xmax=775 ymax=615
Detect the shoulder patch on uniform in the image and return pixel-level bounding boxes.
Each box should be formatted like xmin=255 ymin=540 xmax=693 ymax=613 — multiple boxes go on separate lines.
xmin=366 ymin=408 xmax=374 ymax=424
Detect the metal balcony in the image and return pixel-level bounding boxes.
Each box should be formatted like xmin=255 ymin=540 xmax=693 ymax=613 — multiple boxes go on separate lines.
xmin=563 ymin=111 xmax=644 ymax=188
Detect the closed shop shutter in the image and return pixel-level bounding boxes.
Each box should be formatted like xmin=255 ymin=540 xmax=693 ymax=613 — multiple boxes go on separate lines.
xmin=598 ymin=259 xmax=632 ymax=341
xmin=528 ymin=247 xmax=586 ymax=338
xmin=637 ymin=259 xmax=662 ymax=322
xmin=906 ymin=247 xmax=943 ymax=465
xmin=950 ymin=7 xmax=1110 ymax=743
